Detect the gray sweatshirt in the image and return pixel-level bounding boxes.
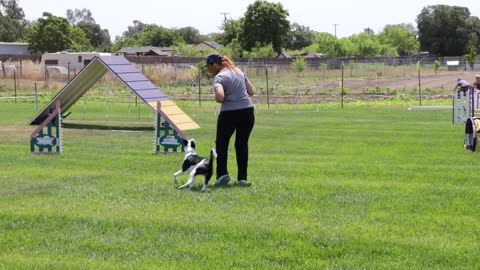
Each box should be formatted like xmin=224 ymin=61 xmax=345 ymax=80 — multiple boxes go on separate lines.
xmin=213 ymin=68 xmax=253 ymax=112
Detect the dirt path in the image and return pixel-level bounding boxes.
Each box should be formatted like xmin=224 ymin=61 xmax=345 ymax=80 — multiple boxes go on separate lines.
xmin=341 ymin=71 xmax=476 ymax=91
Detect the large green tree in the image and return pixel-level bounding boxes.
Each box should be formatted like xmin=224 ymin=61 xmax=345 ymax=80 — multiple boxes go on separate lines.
xmin=347 ymin=34 xmax=376 ymax=56
xmin=378 ymin=24 xmax=419 ymax=56
xmin=284 ymin=23 xmax=316 ymax=50
xmin=76 ymin=21 xmax=111 ymax=48
xmin=218 ymin=38 xmax=243 ymax=58
xmin=307 ymin=31 xmax=398 ymax=57
xmin=122 ymin=20 xmax=150 ymax=38
xmin=466 ymin=16 xmax=480 ymax=51
xmin=112 ymin=20 xmax=149 ymax=51
xmin=417 ymin=5 xmax=472 ymax=56
xmin=305 ymin=32 xmax=337 ymax=56
xmin=175 ymin=27 xmax=202 ymax=44
xmin=136 ymin=25 xmax=182 ymax=47
xmin=66 ymin=8 xmax=111 ymax=50
xmin=0 ymin=0 xmax=26 ymax=42
xmin=240 ymin=0 xmax=290 ymax=53
xmin=26 ymin=12 xmax=72 ymax=54
xmin=215 ymin=19 xmax=242 ymax=46
xmin=70 ymin=26 xmax=93 ymax=51
xmin=66 ymin=8 xmax=94 ymax=25
xmin=25 ymin=12 xmax=91 ymax=54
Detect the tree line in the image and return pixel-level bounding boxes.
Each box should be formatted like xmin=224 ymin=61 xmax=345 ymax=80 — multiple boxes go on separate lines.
xmin=1 ymin=0 xmax=479 ymax=58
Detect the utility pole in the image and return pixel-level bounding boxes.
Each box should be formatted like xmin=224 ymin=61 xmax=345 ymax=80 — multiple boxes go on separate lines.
xmin=333 ymin=24 xmax=339 ymax=38
xmin=220 ymin=12 xmax=230 ymax=25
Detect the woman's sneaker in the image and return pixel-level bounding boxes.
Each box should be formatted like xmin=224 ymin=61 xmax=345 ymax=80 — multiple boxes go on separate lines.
xmin=214 ymin=175 xmax=230 ymax=186
xmin=237 ymin=180 xmax=251 ymax=187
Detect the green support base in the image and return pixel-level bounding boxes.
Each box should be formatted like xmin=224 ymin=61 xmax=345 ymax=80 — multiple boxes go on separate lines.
xmin=154 ymin=112 xmax=184 ymax=154
xmin=30 ymin=101 xmax=62 ymax=154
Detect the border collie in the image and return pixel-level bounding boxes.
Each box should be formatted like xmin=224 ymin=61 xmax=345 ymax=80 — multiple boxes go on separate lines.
xmin=174 ymin=139 xmax=217 ymax=192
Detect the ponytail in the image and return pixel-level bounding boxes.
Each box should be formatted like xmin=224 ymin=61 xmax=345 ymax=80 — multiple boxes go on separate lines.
xmin=221 ymin=56 xmax=237 ymax=70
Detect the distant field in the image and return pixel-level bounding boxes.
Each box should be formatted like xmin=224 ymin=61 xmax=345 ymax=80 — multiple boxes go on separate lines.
xmin=1 ymin=99 xmax=479 ymax=269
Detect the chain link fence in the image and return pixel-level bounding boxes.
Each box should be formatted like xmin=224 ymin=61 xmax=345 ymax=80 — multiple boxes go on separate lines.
xmin=1 ymin=56 xmax=479 ymax=107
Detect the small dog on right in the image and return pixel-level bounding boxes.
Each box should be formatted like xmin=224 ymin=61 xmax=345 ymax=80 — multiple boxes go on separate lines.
xmin=173 ymin=139 xmax=217 ymax=192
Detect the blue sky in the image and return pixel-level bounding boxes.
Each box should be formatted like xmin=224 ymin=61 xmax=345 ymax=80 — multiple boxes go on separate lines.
xmin=18 ymin=0 xmax=480 ymax=40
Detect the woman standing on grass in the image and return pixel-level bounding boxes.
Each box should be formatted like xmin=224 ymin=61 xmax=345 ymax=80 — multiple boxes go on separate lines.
xmin=202 ymin=52 xmax=255 ymax=187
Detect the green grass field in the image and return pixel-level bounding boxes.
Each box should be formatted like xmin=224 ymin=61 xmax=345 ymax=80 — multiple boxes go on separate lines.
xmin=1 ymin=99 xmax=479 ymax=269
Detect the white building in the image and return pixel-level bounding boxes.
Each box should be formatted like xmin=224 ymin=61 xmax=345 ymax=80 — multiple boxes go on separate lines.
xmin=41 ymin=51 xmax=111 ymax=72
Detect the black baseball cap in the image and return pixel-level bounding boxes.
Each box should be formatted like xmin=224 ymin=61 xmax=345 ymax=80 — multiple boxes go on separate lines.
xmin=201 ymin=52 xmax=223 ymax=67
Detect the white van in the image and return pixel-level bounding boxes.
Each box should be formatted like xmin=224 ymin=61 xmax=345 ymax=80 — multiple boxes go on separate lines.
xmin=41 ymin=51 xmax=111 ymax=72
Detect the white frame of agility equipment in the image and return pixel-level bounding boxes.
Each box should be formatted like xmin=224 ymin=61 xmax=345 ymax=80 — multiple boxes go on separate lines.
xmin=453 ymin=88 xmax=480 ymax=125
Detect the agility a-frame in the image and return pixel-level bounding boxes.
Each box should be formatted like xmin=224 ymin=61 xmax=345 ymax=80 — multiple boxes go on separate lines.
xmin=29 ymin=56 xmax=199 ymax=154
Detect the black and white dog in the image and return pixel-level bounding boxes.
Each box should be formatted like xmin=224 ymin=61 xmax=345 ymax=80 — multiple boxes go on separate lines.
xmin=174 ymin=139 xmax=217 ymax=192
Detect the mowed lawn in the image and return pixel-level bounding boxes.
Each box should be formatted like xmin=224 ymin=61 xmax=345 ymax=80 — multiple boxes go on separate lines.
xmin=0 ymin=100 xmax=479 ymax=269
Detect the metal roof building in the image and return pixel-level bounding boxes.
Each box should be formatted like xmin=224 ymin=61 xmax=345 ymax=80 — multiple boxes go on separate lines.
xmin=117 ymin=46 xmax=172 ymax=56
xmin=0 ymin=42 xmax=33 ymax=55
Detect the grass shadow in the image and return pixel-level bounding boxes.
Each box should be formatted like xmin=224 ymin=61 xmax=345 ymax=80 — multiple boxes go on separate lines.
xmin=63 ymin=122 xmax=155 ymax=131
xmin=174 ymin=182 xmax=252 ymax=193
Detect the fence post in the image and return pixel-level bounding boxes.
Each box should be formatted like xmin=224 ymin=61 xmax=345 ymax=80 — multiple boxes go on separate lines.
xmin=417 ymin=61 xmax=422 ymax=106
xmin=34 ymin=82 xmax=38 ymax=111
xmin=341 ymin=62 xmax=344 ymax=109
xmin=128 ymin=92 xmax=132 ymax=120
xmin=14 ymin=69 xmax=17 ymax=104
xmin=1 ymin=61 xmax=5 ymax=78
xmin=83 ymin=96 xmax=87 ymax=120
xmin=265 ymin=65 xmax=270 ymax=109
xmin=275 ymin=84 xmax=279 ymax=114
xmin=296 ymin=88 xmax=299 ymax=112
xmin=198 ymin=74 xmax=201 ymax=107
xmin=106 ymin=83 xmax=109 ymax=121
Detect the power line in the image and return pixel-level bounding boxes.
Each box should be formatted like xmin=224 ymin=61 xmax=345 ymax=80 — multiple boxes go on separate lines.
xmin=333 ymin=23 xmax=339 ymax=38
xmin=220 ymin=12 xmax=230 ymax=25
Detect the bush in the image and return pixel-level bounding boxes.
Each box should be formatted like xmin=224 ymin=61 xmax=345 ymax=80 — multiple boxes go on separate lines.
xmin=434 ymin=60 xmax=440 ymax=74
xmin=292 ymin=57 xmax=308 ymax=74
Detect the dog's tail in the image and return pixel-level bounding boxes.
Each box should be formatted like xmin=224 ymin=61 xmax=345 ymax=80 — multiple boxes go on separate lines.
xmin=208 ymin=149 xmax=217 ymax=170
xmin=210 ymin=148 xmax=217 ymax=159
xmin=206 ymin=148 xmax=217 ymax=180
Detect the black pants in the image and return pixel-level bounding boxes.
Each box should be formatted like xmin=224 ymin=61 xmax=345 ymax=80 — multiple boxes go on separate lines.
xmin=216 ymin=107 xmax=255 ymax=181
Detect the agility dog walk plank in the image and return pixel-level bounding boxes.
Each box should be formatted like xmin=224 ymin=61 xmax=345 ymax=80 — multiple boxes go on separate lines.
xmin=30 ymin=56 xmax=199 ymax=136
